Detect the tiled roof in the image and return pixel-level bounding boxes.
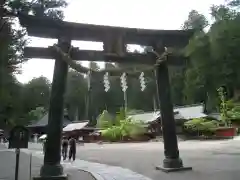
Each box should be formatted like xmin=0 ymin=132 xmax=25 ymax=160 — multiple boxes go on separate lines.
xmin=63 ymin=121 xmax=89 ymax=132
xmin=174 ymin=104 xmax=207 ymax=119
xmin=128 ymin=112 xmax=159 ymax=123
xmin=129 ymin=104 xmax=207 ymax=123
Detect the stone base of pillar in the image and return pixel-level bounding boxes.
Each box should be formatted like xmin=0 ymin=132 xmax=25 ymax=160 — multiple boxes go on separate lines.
xmin=156 ymin=158 xmax=192 ymax=173
xmin=40 ymin=164 xmax=64 ymax=177
xmin=33 ymin=175 xmax=68 ymax=180
xmin=33 ymin=164 xmax=68 ymax=180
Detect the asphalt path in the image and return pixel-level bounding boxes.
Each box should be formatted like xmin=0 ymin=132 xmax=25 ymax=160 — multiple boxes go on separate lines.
xmin=24 ymin=139 xmax=240 ymax=180
xmin=0 ymin=144 xmax=95 ymax=180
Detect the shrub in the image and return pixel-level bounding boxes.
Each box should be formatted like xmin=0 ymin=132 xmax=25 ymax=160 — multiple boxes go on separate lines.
xmin=184 ymin=118 xmax=219 ymax=136
xmin=101 ymin=117 xmax=146 ymax=141
xmin=101 ymin=126 xmax=122 ymax=141
xmin=96 ymin=110 xmax=113 ymax=129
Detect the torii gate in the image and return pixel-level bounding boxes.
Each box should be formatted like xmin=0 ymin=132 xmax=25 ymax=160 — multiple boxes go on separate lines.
xmin=18 ymin=13 xmax=193 ymax=179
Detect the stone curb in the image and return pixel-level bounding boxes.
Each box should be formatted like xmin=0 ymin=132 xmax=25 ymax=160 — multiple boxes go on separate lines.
xmin=28 ymin=150 xmax=153 ymax=180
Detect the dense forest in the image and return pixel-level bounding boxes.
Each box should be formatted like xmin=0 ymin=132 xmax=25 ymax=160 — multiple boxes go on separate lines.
xmin=1 ymin=0 xmax=240 ymax=128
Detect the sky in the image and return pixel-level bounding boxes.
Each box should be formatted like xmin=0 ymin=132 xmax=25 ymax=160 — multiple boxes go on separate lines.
xmin=15 ymin=0 xmax=226 ymax=83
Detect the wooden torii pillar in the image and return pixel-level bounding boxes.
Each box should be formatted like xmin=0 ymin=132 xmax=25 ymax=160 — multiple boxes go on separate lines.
xmin=18 ymin=13 xmax=193 ymax=180
xmin=40 ymin=37 xmax=71 ymax=177
xmin=155 ymin=59 xmax=192 ymax=172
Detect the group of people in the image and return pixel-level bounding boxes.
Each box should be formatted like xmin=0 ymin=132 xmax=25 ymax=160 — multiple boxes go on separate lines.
xmin=42 ymin=136 xmax=77 ymax=161
xmin=62 ymin=136 xmax=76 ymax=161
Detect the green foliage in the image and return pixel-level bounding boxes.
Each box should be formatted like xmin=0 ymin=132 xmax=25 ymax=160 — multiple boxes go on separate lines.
xmin=114 ymin=113 xmax=122 ymax=126
xmin=27 ymin=107 xmax=46 ymax=122
xmin=101 ymin=126 xmax=122 ymax=141
xmin=228 ymin=0 xmax=240 ymax=7
xmin=226 ymin=100 xmax=235 ymax=110
xmin=169 ymin=69 xmax=185 ymax=106
xmin=119 ymin=117 xmax=146 ymax=138
xmin=22 ymin=76 xmax=51 ymax=111
xmin=226 ymin=101 xmax=240 ymax=120
xmin=114 ymin=107 xmax=125 ymax=125
xmin=201 ymin=121 xmax=220 ymax=131
xmin=100 ymin=109 xmax=146 ymax=141
xmin=0 ymin=0 xmax=67 ymax=128
xmin=183 ymin=3 xmax=240 ymax=109
xmin=184 ymin=118 xmax=205 ymax=131
xmin=217 ymin=87 xmax=229 ymax=125
xmin=126 ymin=119 xmax=146 ymax=138
xmin=65 ymin=70 xmax=87 ymax=121
xmin=101 ymin=118 xmax=146 ymax=141
xmin=96 ymin=110 xmax=113 ymax=129
xmin=7 ymin=0 xmax=68 ymax=19
xmin=182 ymin=10 xmax=209 ymax=31
xmin=183 ymin=31 xmax=215 ymax=105
xmin=184 ymin=118 xmax=219 ymax=133
xmin=5 ymin=0 xmax=240 ymax=130
xmin=227 ymin=110 xmax=240 ymax=120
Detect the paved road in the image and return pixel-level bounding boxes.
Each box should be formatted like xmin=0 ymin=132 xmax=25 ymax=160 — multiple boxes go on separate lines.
xmin=0 ymin=144 xmax=95 ymax=180
xmin=25 ymin=139 xmax=240 ymax=180
xmin=75 ymin=140 xmax=240 ymax=180
xmin=0 ymin=143 xmax=153 ymax=180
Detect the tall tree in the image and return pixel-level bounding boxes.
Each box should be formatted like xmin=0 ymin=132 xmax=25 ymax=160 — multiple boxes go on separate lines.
xmin=175 ymin=10 xmax=209 ymax=106
xmin=21 ymin=76 xmax=51 ymax=113
xmin=208 ymin=4 xmax=240 ymax=99
xmin=65 ymin=70 xmax=87 ymax=121
xmin=182 ymin=10 xmax=209 ymax=31
xmin=0 ymin=0 xmax=67 ymax=127
xmin=182 ymin=10 xmax=215 ymax=109
xmin=7 ymin=0 xmax=67 ymax=19
xmin=0 ymin=1 xmax=26 ymax=128
xmin=183 ymin=3 xmax=240 ymax=111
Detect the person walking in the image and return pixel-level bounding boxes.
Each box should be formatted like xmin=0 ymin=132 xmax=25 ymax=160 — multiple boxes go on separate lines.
xmin=61 ymin=136 xmax=68 ymax=160
xmin=68 ymin=137 xmax=76 ymax=161
xmin=42 ymin=139 xmax=47 ymax=154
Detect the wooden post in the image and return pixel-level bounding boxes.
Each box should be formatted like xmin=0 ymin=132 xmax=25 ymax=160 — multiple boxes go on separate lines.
xmin=15 ymin=148 xmax=20 ymax=180
xmin=38 ymin=37 xmax=71 ymax=179
xmin=155 ymin=60 xmax=192 ymax=172
xmin=85 ymin=70 xmax=92 ymax=120
xmin=154 ymin=69 xmax=161 ymax=110
xmin=85 ymin=87 xmax=91 ymax=120
xmin=124 ymin=90 xmax=128 ymax=115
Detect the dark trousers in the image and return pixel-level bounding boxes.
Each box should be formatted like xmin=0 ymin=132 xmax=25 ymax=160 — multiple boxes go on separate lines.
xmin=62 ymin=147 xmax=67 ymax=160
xmin=69 ymin=148 xmax=76 ymax=161
xmin=43 ymin=143 xmax=46 ymax=154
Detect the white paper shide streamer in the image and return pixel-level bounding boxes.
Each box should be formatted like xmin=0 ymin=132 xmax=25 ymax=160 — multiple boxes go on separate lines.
xmin=87 ymin=71 xmax=91 ymax=90
xmin=103 ymin=72 xmax=110 ymax=92
xmin=139 ymin=72 xmax=146 ymax=91
xmin=120 ymin=72 xmax=128 ymax=92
